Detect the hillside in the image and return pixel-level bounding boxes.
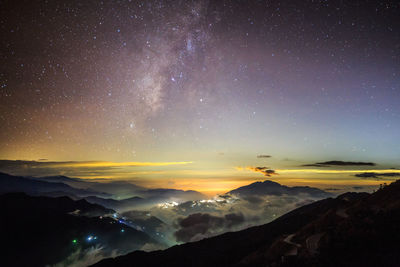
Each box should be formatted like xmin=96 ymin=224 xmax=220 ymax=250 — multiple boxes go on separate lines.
xmin=1 ymin=193 xmax=157 ymax=267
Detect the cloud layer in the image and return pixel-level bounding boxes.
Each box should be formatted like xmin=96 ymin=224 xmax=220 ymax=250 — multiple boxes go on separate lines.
xmin=174 ymin=212 xmax=244 ymax=242
xmin=301 ymin=161 xmax=376 ymax=167
xmin=355 ymin=172 xmax=400 ymax=180
xmin=0 ymin=160 xmax=192 ymax=178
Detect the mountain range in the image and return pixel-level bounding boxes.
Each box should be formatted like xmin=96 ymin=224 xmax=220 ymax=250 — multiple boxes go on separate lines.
xmin=0 ymin=172 xmax=110 ymax=198
xmin=0 ymin=172 xmax=207 ymax=210
xmin=92 ymin=180 xmax=400 ymax=267
xmin=3 ymin=171 xmax=372 ymax=267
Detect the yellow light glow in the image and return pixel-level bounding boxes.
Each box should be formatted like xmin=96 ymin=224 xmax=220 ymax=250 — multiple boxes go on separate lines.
xmin=40 ymin=161 xmax=193 ymax=168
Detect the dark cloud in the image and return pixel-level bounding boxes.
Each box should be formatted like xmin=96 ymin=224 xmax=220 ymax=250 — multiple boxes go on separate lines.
xmin=355 ymin=172 xmax=400 ymax=180
xmin=320 ymin=161 xmax=376 ymax=166
xmin=250 ymin=167 xmax=278 ymax=177
xmin=0 ymin=159 xmax=186 ymax=179
xmin=174 ymin=212 xmax=244 ymax=242
xmin=301 ymin=164 xmax=330 ymax=167
xmin=301 ymin=160 xmax=376 ymax=167
xmin=0 ymin=159 xmax=122 ymax=178
xmin=0 ymin=160 xmax=77 ymax=177
xmin=354 ymin=172 xmax=381 ymax=179
xmin=257 ymin=155 xmax=271 ymax=158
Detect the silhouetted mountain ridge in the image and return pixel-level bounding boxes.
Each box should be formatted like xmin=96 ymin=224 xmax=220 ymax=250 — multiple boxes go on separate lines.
xmin=228 ymin=180 xmax=332 ymax=198
xmin=0 ymin=172 xmax=110 ymax=197
xmin=29 ymin=175 xmax=81 ymax=183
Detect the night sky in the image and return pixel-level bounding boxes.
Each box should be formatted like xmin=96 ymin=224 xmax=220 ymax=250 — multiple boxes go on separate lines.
xmin=1 ymin=0 xmax=400 ymax=194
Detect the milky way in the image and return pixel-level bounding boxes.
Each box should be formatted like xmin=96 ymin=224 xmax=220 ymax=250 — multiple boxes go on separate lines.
xmin=1 ymin=1 xmax=400 ymax=191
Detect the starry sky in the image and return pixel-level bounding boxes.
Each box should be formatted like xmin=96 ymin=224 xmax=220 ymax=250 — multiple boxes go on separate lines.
xmin=1 ymin=0 xmax=400 ymax=194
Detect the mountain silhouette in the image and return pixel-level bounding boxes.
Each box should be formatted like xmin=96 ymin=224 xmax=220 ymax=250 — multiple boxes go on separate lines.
xmin=0 ymin=172 xmax=109 ymax=197
xmin=29 ymin=173 xmax=207 ymax=204
xmin=228 ymin=180 xmax=332 ymax=198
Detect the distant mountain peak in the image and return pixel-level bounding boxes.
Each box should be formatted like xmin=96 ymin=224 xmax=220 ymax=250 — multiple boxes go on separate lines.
xmin=228 ymin=179 xmax=331 ymax=198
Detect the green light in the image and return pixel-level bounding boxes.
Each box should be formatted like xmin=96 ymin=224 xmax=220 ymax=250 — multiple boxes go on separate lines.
xmin=72 ymin=239 xmax=77 ymax=244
